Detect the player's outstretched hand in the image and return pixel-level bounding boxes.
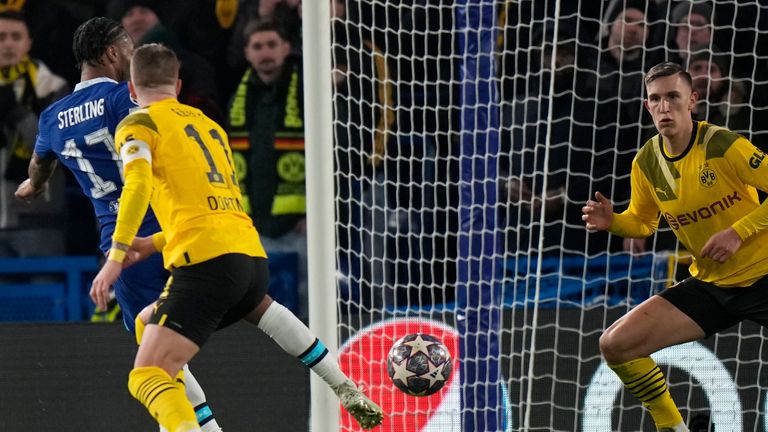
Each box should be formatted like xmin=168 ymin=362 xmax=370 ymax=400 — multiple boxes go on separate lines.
xmin=91 ymin=260 xmax=123 ymax=311
xmin=581 ymin=191 xmax=614 ymax=231
xmin=700 ymin=227 xmax=742 ymax=263
xmin=14 ymin=178 xmax=46 ymax=203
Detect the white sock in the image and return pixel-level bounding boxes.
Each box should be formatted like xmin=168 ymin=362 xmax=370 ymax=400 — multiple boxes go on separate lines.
xmin=258 ymin=301 xmax=348 ymax=388
xmin=182 ymin=365 xmax=222 ymax=432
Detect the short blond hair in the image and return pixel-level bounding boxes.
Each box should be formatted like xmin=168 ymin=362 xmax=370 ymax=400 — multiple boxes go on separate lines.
xmin=130 ymin=43 xmax=180 ymax=88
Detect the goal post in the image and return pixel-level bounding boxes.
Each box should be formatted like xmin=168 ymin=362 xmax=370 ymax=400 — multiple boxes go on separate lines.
xmin=302 ymin=0 xmax=339 ymax=431
xmin=455 ymin=0 xmax=505 ymax=430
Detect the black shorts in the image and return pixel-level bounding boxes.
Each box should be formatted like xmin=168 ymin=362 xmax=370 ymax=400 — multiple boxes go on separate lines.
xmin=658 ymin=274 xmax=768 ymax=337
xmin=150 ymin=254 xmax=269 ymax=347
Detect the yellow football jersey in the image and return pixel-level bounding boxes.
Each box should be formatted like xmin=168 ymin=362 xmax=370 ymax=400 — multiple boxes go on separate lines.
xmin=114 ymin=98 xmax=266 ymax=269
xmin=611 ymin=121 xmax=768 ymax=286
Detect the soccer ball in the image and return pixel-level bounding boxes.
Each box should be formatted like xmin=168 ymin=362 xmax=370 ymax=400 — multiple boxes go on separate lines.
xmin=387 ymin=333 xmax=452 ymax=396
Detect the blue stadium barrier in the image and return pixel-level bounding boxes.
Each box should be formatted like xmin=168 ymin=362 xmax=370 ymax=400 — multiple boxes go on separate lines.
xmin=0 ymin=256 xmax=100 ymax=321
xmin=0 ymin=283 xmax=68 ymax=321
xmin=505 ymin=253 xmax=670 ymax=308
xmin=0 ymin=253 xmax=302 ymax=322
xmin=383 ymin=253 xmax=674 ymax=314
xmin=0 ymin=253 xmax=669 ymax=320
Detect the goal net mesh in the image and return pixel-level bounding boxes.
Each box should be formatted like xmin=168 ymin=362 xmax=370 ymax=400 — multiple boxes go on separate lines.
xmin=329 ymin=1 xmax=768 ymax=430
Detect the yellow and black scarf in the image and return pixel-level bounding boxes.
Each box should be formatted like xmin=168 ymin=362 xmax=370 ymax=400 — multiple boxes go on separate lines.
xmin=0 ymin=56 xmax=39 ymax=180
xmin=228 ymin=62 xmax=305 ymax=217
xmin=0 ymin=55 xmax=37 ymax=90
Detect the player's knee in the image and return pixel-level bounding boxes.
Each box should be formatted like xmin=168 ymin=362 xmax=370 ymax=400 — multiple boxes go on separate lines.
xmin=598 ymin=328 xmax=626 ymax=364
xmin=245 ymin=294 xmax=273 ymax=325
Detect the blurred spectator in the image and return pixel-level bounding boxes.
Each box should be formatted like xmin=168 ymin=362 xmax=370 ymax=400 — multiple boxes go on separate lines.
xmin=106 ymin=0 xmax=226 ymax=62
xmin=592 ymin=0 xmax=663 ymax=127
xmin=117 ymin=0 xmax=224 ymax=123
xmin=690 ymin=48 xmax=751 ymax=140
xmin=503 ymin=34 xmax=616 ymax=256
xmin=226 ymin=19 xmax=308 ymax=318
xmin=106 ymin=0 xmax=231 ymax=107
xmin=0 ymin=0 xmax=81 ymax=84
xmin=582 ymin=0 xmax=661 ymax=217
xmin=331 ymin=0 xmax=393 ymax=306
xmin=667 ymin=2 xmax=714 ymax=67
xmin=688 ymin=46 xmax=768 ymax=155
xmin=335 ymin=0 xmax=459 ymax=307
xmin=226 ymin=0 xmax=302 ymax=76
xmin=119 ymin=1 xmax=158 ymax=42
xmin=0 ymin=10 xmax=67 ymax=257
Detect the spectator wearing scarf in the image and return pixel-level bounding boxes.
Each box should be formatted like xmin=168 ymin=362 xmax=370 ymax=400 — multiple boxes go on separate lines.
xmin=227 ymin=18 xmax=307 ymax=318
xmin=0 ymin=10 xmax=67 ymax=256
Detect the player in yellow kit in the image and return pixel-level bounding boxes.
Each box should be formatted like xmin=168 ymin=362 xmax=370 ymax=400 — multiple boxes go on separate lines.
xmin=582 ymin=61 xmax=768 ymax=432
xmin=90 ymin=44 xmax=383 ymax=432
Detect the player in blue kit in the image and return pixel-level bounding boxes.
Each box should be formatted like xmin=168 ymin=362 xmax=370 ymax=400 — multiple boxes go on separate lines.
xmin=14 ymin=17 xmax=223 ymax=431
xmin=22 ymin=21 xmax=159 ymax=337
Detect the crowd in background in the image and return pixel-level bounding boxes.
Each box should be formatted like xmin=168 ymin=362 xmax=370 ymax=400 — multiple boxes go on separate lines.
xmin=1 ymin=0 xmax=768 ymax=312
xmin=501 ymin=0 xmax=768 ymax=259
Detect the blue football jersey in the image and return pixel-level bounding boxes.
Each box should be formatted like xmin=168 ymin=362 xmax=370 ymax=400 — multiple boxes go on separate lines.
xmin=35 ymin=77 xmax=161 ymax=253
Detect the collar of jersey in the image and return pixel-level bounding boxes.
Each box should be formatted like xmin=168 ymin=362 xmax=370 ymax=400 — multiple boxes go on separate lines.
xmin=658 ymin=120 xmax=698 ymax=162
xmin=146 ymin=97 xmax=178 ymax=107
xmin=74 ymin=77 xmax=119 ymax=92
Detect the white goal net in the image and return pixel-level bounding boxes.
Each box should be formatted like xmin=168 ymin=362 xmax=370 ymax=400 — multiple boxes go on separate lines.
xmin=315 ymin=0 xmax=768 ymax=431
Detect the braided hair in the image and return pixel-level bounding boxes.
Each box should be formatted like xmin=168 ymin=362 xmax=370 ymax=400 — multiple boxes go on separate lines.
xmin=72 ymin=17 xmax=128 ymax=69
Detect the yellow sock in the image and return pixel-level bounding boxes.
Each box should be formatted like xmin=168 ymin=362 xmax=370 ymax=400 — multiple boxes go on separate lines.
xmin=609 ymin=357 xmax=683 ymax=428
xmin=128 ymin=366 xmax=198 ymax=431
xmin=135 ymin=315 xmax=146 ymax=345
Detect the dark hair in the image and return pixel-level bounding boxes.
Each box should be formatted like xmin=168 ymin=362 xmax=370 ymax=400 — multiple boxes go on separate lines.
xmin=670 ymin=2 xmax=713 ymax=25
xmin=0 ymin=10 xmax=26 ymax=24
xmin=131 ymin=43 xmax=179 ymax=88
xmin=242 ymin=19 xmax=289 ymax=44
xmin=72 ymin=17 xmax=128 ymax=69
xmin=644 ymin=61 xmax=693 ymax=88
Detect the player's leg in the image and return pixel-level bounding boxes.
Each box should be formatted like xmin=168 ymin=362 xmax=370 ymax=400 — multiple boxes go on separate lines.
xmin=118 ymin=259 xmax=202 ymax=431
xmin=137 ymin=305 xmax=222 ymax=432
xmin=600 ymin=278 xmax=736 ymax=432
xmin=244 ymin=294 xmax=384 ymax=429
xmin=126 ymin=258 xmax=223 ymax=432
xmin=212 ymin=254 xmax=382 ymax=429
xmin=600 ymin=296 xmax=697 ymax=431
xmin=130 ymin=259 xmax=239 ymax=432
xmin=129 ymin=323 xmax=201 ymax=432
